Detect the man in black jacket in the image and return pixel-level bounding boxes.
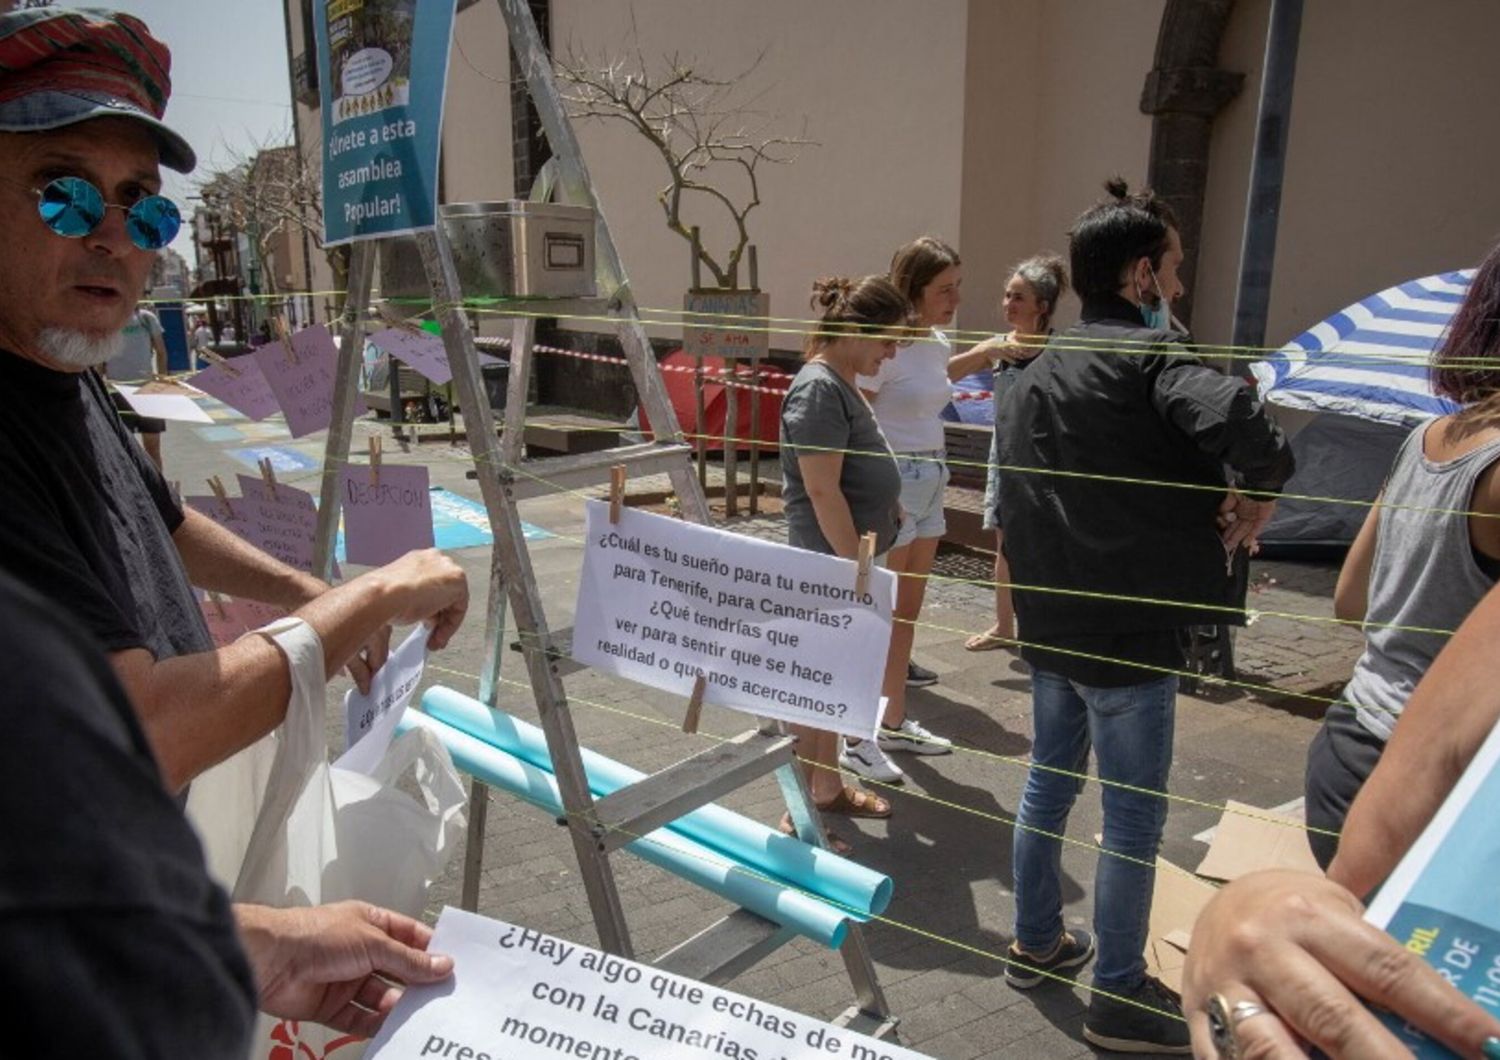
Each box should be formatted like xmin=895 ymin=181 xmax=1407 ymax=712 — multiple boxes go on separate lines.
xmin=995 ymin=180 xmax=1294 ymax=1053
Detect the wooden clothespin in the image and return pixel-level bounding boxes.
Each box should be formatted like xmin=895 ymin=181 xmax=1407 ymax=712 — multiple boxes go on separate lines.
xmin=207 ymin=591 xmax=228 ymax=622
xmin=273 ymin=316 xmax=297 ymax=366
xmin=377 ymin=304 xmax=429 ymax=336
xmin=368 ymin=434 xmax=382 ymax=487
xmin=854 ymin=531 xmax=877 ymax=599
xmin=683 ymin=673 xmax=707 ymax=734
xmin=199 ymin=347 xmax=239 ymax=376
xmin=608 ymin=463 xmax=627 ymax=524
xmin=258 ymin=457 xmax=279 ymax=500
xmin=207 ymin=475 xmax=233 ymax=520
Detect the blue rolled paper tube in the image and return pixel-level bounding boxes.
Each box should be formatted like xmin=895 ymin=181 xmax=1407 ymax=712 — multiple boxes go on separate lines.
xmin=396 ymin=711 xmax=852 ymax=949
xmin=420 ymin=685 xmax=892 ymax=918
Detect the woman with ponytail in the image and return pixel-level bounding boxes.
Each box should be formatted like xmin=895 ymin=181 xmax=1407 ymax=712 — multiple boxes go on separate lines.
xmin=778 ymin=274 xmax=911 ymax=849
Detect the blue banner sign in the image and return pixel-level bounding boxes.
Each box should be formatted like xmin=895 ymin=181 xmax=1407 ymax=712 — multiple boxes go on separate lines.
xmin=313 ymin=0 xmax=456 ymax=246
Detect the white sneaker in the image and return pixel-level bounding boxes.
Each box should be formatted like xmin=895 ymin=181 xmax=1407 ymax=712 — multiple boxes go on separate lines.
xmin=877 ymin=718 xmax=953 ymax=756
xmin=840 ymin=738 xmax=905 ymax=784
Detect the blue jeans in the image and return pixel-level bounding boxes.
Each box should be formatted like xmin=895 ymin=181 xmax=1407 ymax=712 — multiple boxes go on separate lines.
xmin=1012 ymin=669 xmax=1177 ymax=990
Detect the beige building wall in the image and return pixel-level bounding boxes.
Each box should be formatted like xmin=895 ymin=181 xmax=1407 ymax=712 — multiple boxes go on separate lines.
xmin=1195 ymin=0 xmax=1500 ymax=351
xmin=441 ymin=0 xmax=515 ymax=204
xmin=548 ymin=0 xmax=968 ymax=346
xmin=285 ymin=0 xmax=1500 ymax=357
xmin=959 ymin=0 xmax=1162 ymax=339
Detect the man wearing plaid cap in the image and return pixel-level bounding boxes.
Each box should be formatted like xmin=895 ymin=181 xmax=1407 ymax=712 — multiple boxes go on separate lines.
xmin=0 ymin=9 xmax=463 ymax=1052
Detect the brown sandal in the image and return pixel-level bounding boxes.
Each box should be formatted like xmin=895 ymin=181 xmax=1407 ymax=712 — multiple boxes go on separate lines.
xmin=817 ymin=785 xmax=893 ymax=819
xmin=778 ymin=812 xmax=853 ymax=855
xmin=965 ymin=628 xmax=1014 ymax=652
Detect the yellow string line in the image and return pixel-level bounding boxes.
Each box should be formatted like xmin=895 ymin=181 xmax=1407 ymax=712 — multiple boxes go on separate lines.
xmin=296 ymin=430 xmax=1443 ymax=641
xmin=390 ymin=291 xmax=1466 ymax=367
xmin=143 ymin=289 xmax=350 ymax=306
xmin=382 ymin=291 xmax=1474 ymax=370
xmin=336 ymin=328 xmax=1491 ymax=523
xmin=423 ymin=657 xmax=1190 ymax=1022
xmin=156 ymin=282 xmax=1481 ymax=368
xmin=426 ymin=595 xmax=1341 ymax=840
xmin=199 ymin=401 xmax=1451 ymax=639
xmin=464 ymin=302 xmax=1481 ymax=370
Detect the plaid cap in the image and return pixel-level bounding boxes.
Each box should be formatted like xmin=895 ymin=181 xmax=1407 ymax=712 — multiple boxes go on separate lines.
xmin=0 ymin=7 xmax=195 ymax=172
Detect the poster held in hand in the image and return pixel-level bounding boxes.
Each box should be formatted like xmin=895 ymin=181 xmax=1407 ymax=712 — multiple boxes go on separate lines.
xmin=1363 ymin=718 xmax=1500 ymax=1056
xmin=364 ymin=907 xmax=932 ymax=1060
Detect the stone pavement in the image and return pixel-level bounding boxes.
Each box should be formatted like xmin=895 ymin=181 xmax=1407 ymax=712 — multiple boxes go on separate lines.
xmin=162 ymin=409 xmax=1361 ymax=1059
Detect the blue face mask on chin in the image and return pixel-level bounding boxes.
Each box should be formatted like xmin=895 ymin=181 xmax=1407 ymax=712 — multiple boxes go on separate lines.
xmin=1137 ymin=264 xmax=1171 ymax=330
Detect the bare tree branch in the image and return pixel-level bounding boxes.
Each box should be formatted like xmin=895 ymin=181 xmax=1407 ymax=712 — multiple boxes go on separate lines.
xmin=557 ymin=39 xmax=814 ymax=289
xmin=195 ymin=130 xmax=347 ymax=305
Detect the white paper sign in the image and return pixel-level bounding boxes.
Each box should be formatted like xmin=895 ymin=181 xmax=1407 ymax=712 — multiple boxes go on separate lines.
xmin=571 ymin=502 xmax=895 ymax=739
xmin=112 ymin=382 xmax=215 ymax=423
xmin=338 ymin=623 xmax=429 ymax=771
xmin=366 ymin=907 xmax=933 ymax=1060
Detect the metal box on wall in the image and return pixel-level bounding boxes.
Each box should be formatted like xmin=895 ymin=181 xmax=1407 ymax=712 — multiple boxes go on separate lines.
xmin=379 ymin=201 xmax=596 ymax=301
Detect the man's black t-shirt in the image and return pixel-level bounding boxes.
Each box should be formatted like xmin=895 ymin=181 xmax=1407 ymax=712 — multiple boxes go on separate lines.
xmin=0 ymin=570 xmax=255 ymax=1054
xmin=0 ymin=351 xmax=211 ymax=659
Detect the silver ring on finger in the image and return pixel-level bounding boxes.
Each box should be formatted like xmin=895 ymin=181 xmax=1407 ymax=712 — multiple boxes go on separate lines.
xmin=1207 ymin=993 xmax=1271 ymax=1060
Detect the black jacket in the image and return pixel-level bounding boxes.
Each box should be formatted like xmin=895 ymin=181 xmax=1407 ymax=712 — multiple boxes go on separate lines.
xmin=996 ymin=296 xmax=1295 ymax=640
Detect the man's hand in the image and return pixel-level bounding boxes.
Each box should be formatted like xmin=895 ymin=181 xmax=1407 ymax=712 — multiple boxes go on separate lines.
xmin=345 ymin=623 xmax=393 ymax=695
xmin=235 ymin=901 xmax=454 ymax=1038
xmin=1217 ymin=489 xmax=1276 ymax=555
xmin=376 ymin=549 xmax=468 ymax=650
xmin=1182 ymin=870 xmax=1500 ymax=1059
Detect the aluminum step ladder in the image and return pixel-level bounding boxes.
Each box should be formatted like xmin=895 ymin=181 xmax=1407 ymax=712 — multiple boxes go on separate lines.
xmin=309 ymin=0 xmax=894 ymax=1036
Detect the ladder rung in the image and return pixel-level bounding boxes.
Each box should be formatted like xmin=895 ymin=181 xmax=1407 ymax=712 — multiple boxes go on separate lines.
xmin=501 ymin=441 xmax=695 ymax=501
xmin=590 ymin=729 xmax=796 ymax=853
xmin=655 ymin=909 xmax=795 ymax=986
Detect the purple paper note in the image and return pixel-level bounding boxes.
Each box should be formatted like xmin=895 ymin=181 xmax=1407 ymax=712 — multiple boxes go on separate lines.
xmin=229 ymin=475 xmax=319 ymax=573
xmin=369 ymin=327 xmax=453 ymax=384
xmin=339 ymin=463 xmax=434 ymax=566
xmin=236 ymin=474 xmax=315 ymax=513
xmin=183 ymin=494 xmax=252 ymax=538
xmin=253 ymin=324 xmax=366 ymax=438
xmin=187 ymin=358 xmax=281 ymax=420
xmin=236 ymin=476 xmax=340 ymax=579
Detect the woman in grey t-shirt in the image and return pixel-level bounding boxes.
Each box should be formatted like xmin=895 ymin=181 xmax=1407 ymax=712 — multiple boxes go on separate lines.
xmin=778 ymin=274 xmax=909 ymax=847
xmin=1305 ymin=240 xmax=1500 ymax=868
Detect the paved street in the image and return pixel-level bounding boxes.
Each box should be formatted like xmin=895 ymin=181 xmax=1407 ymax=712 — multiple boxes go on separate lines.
xmin=164 ymin=407 xmax=1358 ymax=1059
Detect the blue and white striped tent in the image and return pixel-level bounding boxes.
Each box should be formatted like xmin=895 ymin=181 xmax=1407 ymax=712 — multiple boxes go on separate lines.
xmin=1250 ymin=269 xmax=1471 ymax=427
xmin=1251 ymin=269 xmax=1471 ymax=553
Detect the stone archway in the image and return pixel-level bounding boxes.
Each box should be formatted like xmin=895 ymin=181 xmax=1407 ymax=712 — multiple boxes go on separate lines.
xmin=1140 ymin=0 xmax=1244 ymax=327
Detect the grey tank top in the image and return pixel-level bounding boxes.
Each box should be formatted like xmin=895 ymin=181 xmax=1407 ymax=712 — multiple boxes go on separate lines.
xmin=1346 ymin=421 xmax=1500 ymax=740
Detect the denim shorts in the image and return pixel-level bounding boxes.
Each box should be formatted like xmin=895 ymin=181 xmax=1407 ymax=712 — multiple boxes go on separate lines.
xmin=892 ymin=450 xmax=949 ymax=549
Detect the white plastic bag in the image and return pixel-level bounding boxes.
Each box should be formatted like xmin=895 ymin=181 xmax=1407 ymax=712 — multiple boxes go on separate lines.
xmin=186 ymin=617 xmax=467 ymax=1059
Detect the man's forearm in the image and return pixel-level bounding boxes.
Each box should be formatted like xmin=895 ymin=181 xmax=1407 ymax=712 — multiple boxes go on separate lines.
xmin=174 ymin=506 xmax=326 ymax=607
xmin=117 ymin=569 xmax=401 ymax=789
xmin=115 ymin=548 xmax=464 ymax=790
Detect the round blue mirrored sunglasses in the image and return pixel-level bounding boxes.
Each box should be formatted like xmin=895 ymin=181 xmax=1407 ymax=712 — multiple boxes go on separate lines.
xmin=35 ymin=176 xmax=181 ymax=251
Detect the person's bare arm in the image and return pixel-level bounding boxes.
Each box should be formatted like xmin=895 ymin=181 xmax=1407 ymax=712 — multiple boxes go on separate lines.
xmin=174 ymin=506 xmax=327 ymax=608
xmin=111 ymin=550 xmax=467 ymax=791
xmin=173 ymin=507 xmax=395 ymax=691
xmin=1329 ymin=581 xmax=1500 ymax=898
xmin=1334 ymin=498 xmax=1381 ymax=623
xmin=946 ymin=335 xmax=1016 ymax=381
xmin=151 ymin=334 xmax=168 ymax=377
xmin=798 ymin=451 xmax=861 ymax=559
